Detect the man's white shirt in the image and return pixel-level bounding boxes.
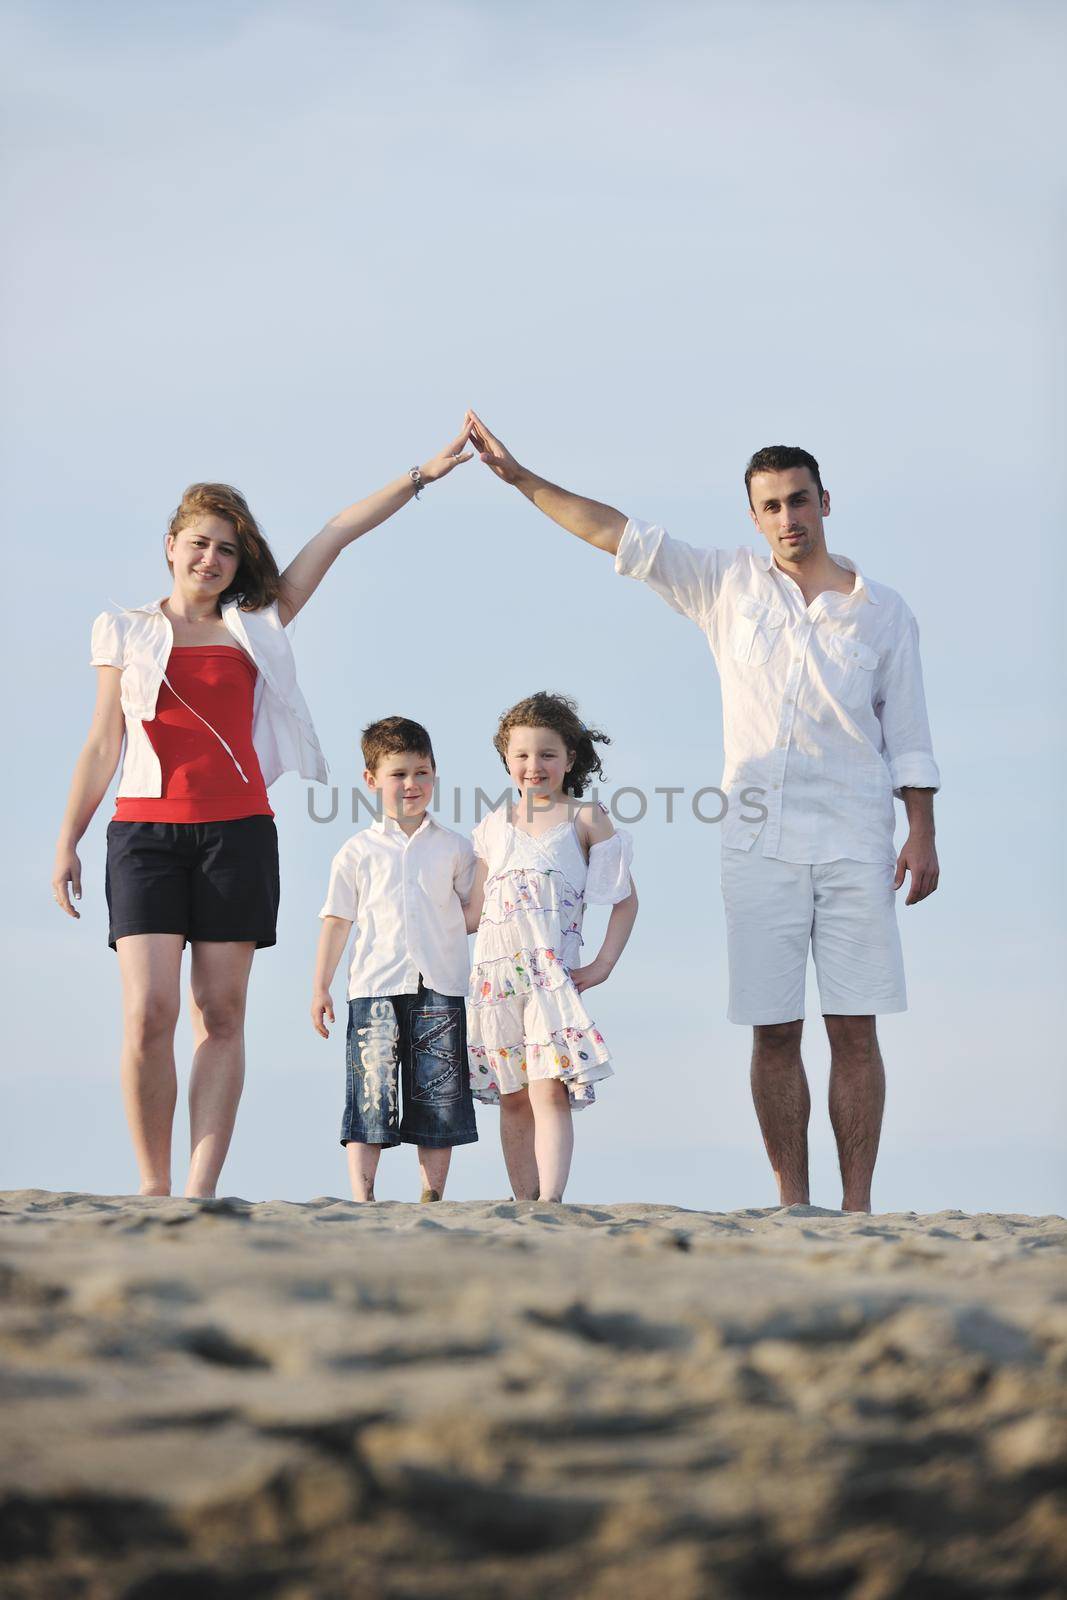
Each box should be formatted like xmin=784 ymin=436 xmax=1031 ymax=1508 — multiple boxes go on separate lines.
xmin=615 ymin=518 xmax=940 ymax=865
xmin=319 ymin=813 xmax=476 ymax=999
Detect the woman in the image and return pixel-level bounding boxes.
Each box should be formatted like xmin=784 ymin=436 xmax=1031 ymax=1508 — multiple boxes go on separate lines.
xmin=52 ymin=432 xmax=471 ymax=1198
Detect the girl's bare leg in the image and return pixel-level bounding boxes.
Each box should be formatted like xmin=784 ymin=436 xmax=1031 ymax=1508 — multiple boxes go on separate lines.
xmin=346 ymin=1142 xmax=383 ymax=1201
xmin=499 ymin=1086 xmax=540 ymax=1199
xmin=528 ymin=1077 xmax=574 ymax=1202
xmin=186 ymin=941 xmax=256 ymax=1199
xmin=417 ymin=1146 xmax=452 ymax=1199
xmin=115 ymin=934 xmax=185 ymax=1196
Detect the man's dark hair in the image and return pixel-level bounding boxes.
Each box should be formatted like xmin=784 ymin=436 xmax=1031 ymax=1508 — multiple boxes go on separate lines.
xmin=361 ymin=716 xmax=435 ymax=775
xmin=744 ymin=446 xmax=824 ymax=506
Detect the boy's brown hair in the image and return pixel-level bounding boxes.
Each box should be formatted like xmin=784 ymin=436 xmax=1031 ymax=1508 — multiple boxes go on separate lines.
xmin=361 ymin=716 xmax=436 ymax=775
xmin=166 ymin=483 xmax=281 ymax=611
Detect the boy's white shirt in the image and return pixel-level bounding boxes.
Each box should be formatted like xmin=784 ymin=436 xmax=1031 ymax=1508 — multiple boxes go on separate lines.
xmin=319 ymin=812 xmax=476 ymax=1000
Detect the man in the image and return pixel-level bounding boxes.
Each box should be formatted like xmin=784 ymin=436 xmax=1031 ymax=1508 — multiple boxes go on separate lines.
xmin=466 ymin=411 xmax=940 ymax=1213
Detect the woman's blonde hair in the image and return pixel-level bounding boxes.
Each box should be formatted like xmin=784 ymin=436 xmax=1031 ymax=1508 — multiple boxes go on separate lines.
xmin=166 ymin=483 xmax=281 ymax=611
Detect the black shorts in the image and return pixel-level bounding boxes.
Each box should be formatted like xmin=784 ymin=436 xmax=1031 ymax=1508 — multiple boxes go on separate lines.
xmin=105 ymin=817 xmax=280 ymax=950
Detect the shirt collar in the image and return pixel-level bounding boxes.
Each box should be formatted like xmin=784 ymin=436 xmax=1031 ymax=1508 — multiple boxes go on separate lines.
xmin=755 ymin=548 xmax=878 ymax=604
xmin=115 ymin=598 xmax=244 ymax=618
xmin=371 ymin=811 xmax=438 ymax=837
xmin=110 ymin=598 xmax=166 ymax=615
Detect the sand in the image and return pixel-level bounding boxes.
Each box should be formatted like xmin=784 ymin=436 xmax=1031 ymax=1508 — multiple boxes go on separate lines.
xmin=1 ymin=1190 xmax=1065 ymax=1598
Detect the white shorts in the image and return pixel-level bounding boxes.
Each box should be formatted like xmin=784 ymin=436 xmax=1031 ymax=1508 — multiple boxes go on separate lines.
xmin=720 ymin=848 xmax=907 ymax=1025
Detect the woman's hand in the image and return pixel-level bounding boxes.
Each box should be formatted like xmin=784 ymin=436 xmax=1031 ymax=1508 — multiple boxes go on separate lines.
xmin=569 ymin=957 xmax=612 ymax=995
xmin=52 ymin=846 xmax=83 ymax=919
xmin=311 ymin=989 xmax=335 ymax=1039
xmin=419 ymin=424 xmax=475 ymax=484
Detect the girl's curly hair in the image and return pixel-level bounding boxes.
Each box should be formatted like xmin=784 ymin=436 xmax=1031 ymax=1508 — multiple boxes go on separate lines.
xmin=493 ymin=691 xmax=610 ymax=798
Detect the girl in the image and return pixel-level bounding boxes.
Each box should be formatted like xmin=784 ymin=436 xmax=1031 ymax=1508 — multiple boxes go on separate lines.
xmin=51 ymin=432 xmax=471 ymax=1199
xmin=465 ymin=691 xmax=638 ymax=1202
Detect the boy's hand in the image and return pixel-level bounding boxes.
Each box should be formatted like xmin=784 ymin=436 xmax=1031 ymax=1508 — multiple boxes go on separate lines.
xmin=569 ymin=958 xmax=611 ymax=995
xmin=311 ymin=990 xmax=335 ymax=1038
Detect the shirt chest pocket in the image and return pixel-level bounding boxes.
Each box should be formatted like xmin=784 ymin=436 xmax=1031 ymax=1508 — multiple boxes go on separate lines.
xmin=824 ymin=632 xmax=880 ymax=705
xmin=729 ymin=595 xmax=787 ymax=666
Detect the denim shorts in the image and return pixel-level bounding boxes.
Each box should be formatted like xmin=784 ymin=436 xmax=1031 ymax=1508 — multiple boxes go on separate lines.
xmin=342 ymin=981 xmax=478 ymax=1149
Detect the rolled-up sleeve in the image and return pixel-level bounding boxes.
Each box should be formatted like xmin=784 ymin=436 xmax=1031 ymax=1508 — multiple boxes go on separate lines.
xmin=319 ymin=847 xmax=359 ymax=922
xmin=615 ymin=518 xmax=728 ymax=628
xmin=877 ymin=608 xmax=941 ymax=797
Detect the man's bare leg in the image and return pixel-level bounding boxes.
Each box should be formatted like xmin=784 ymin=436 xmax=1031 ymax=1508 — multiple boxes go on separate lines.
xmin=499 ymin=1087 xmax=539 ymax=1200
xmin=346 ymin=1142 xmax=383 ymax=1202
xmin=751 ymin=1020 xmax=810 ymax=1206
xmin=825 ymin=1014 xmax=884 ymax=1214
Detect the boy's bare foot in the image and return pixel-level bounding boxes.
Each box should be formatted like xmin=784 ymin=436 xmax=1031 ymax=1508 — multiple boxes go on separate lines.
xmin=420 ymin=1188 xmax=441 ymax=1203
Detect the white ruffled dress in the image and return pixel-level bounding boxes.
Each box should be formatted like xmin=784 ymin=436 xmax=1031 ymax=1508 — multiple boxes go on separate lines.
xmin=467 ymin=805 xmax=634 ymax=1109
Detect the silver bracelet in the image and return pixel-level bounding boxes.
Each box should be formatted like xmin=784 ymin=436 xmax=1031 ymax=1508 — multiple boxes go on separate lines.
xmin=408 ymin=466 xmax=425 ymax=499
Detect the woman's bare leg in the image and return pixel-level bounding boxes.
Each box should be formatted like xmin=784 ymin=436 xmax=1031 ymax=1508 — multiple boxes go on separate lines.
xmin=186 ymin=941 xmax=256 ymax=1199
xmin=528 ymin=1077 xmax=574 ymax=1202
xmin=346 ymin=1142 xmax=383 ymax=1201
xmin=499 ymin=1086 xmax=539 ymax=1199
xmin=115 ymin=934 xmax=185 ymax=1196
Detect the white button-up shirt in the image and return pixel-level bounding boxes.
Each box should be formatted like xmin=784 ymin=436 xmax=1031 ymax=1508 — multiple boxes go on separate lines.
xmin=319 ymin=813 xmax=476 ymax=999
xmin=615 ymin=518 xmax=940 ymax=865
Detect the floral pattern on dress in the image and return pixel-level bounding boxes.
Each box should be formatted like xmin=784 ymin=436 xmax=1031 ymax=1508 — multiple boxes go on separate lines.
xmin=466 ymin=809 xmax=630 ymax=1111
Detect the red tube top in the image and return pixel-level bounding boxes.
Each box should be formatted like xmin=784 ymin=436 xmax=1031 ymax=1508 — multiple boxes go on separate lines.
xmin=113 ymin=646 xmax=274 ymax=823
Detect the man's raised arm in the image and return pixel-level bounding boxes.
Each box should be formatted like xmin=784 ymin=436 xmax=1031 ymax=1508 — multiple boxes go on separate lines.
xmin=467 ymin=410 xmax=626 ymax=555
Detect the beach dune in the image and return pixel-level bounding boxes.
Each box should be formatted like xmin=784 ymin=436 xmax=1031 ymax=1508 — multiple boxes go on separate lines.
xmin=1 ymin=1190 xmax=1065 ymax=1598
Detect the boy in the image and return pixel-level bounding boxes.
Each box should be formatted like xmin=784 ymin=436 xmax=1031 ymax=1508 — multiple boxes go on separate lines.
xmin=311 ymin=716 xmax=478 ymax=1201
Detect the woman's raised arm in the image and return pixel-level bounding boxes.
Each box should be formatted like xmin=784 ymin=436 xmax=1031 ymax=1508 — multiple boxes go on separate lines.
xmin=52 ymin=667 xmax=125 ymax=918
xmin=276 ymin=426 xmax=473 ymax=625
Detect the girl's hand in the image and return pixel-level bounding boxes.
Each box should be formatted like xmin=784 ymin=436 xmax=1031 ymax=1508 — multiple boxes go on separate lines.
xmin=311 ymin=990 xmax=335 ymax=1039
xmin=570 ymin=958 xmax=611 ymax=995
xmin=52 ymin=846 xmax=83 ymax=920
xmin=419 ymin=425 xmax=475 ymax=484
xmin=466 ymin=410 xmax=524 ymax=485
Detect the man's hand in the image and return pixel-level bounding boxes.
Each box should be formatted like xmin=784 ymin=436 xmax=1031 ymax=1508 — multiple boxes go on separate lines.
xmin=419 ymin=424 xmax=474 ymax=484
xmin=465 ymin=407 xmax=626 ymax=553
xmin=311 ymin=990 xmax=335 ymax=1039
xmin=894 ymin=832 xmax=939 ymax=905
xmin=466 ymin=410 xmax=526 ymax=486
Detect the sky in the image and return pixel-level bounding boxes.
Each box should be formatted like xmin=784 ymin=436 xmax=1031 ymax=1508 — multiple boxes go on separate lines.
xmin=2 ymin=0 xmax=1065 ymax=1212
